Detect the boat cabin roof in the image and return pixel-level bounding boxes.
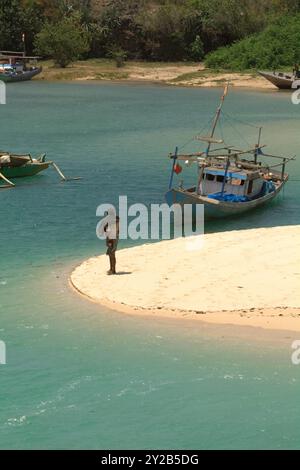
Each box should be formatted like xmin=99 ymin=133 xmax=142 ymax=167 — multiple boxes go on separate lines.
xmin=0 ymin=52 xmax=40 ymax=60
xmin=204 ymin=166 xmax=261 ymax=181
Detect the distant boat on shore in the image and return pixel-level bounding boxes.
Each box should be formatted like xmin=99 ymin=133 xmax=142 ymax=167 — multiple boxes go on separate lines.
xmin=0 ymin=51 xmax=42 ymax=83
xmin=258 ymin=71 xmax=300 ymax=89
xmin=165 ymin=85 xmax=294 ymax=218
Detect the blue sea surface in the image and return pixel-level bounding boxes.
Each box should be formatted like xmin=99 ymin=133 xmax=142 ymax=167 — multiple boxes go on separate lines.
xmin=0 ymin=82 xmax=300 ymax=449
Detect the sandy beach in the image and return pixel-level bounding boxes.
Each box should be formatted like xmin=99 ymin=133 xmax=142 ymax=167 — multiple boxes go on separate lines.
xmin=38 ymin=60 xmax=275 ymax=89
xmin=122 ymin=64 xmax=273 ymax=89
xmin=71 ymin=225 xmax=300 ymax=332
xmin=168 ymin=71 xmax=273 ymax=89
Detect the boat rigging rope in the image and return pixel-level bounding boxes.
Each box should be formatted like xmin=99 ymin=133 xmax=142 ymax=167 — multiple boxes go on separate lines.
xmin=221 ymin=110 xmax=261 ymax=130
xmin=218 ymin=113 xmax=226 ymax=146
xmin=220 ymin=110 xmax=253 ymax=148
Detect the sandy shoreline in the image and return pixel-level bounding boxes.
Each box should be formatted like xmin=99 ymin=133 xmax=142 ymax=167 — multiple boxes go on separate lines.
xmin=71 ymin=226 xmax=300 ymax=332
xmin=37 ymin=61 xmax=275 ymax=90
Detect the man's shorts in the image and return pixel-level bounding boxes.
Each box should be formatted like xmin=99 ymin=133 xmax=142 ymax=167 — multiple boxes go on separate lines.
xmin=106 ymin=240 xmax=118 ymax=256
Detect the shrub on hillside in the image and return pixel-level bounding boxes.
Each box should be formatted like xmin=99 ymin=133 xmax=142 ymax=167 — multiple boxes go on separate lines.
xmin=205 ymin=14 xmax=300 ymax=70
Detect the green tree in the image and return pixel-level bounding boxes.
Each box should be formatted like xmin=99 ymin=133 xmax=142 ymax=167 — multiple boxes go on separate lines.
xmin=137 ymin=2 xmax=189 ymax=60
xmin=35 ymin=13 xmax=90 ymax=67
xmin=95 ymin=0 xmax=144 ymax=58
xmin=0 ymin=0 xmax=24 ymax=51
xmin=190 ymin=35 xmax=204 ymax=61
xmin=3 ymin=0 xmax=300 ymax=65
xmin=21 ymin=1 xmax=45 ymax=54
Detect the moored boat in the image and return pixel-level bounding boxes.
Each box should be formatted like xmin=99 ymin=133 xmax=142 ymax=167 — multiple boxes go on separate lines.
xmin=0 ymin=153 xmax=50 ymax=187
xmin=166 ymin=165 xmax=289 ymax=218
xmin=165 ymin=85 xmax=294 ymax=218
xmin=258 ymin=71 xmax=300 ymax=89
xmin=0 ymin=51 xmax=42 ymax=83
xmin=0 ymin=152 xmax=80 ymax=188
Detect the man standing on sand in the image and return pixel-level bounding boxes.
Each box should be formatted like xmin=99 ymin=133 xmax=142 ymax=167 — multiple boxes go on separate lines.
xmin=104 ymin=215 xmax=120 ymax=275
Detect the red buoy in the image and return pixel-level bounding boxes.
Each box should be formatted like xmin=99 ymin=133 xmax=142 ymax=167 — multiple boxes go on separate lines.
xmin=174 ymin=163 xmax=182 ymax=175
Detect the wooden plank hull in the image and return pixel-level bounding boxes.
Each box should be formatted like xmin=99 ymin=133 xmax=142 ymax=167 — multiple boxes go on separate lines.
xmin=5 ymin=155 xmax=31 ymax=167
xmin=1 ymin=162 xmax=50 ymax=179
xmin=258 ymin=71 xmax=296 ymax=90
xmin=0 ymin=67 xmax=42 ymax=83
xmin=165 ymin=179 xmax=287 ymax=219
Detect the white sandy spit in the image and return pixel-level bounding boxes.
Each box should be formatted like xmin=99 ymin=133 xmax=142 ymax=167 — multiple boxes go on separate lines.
xmin=71 ymin=226 xmax=300 ymax=331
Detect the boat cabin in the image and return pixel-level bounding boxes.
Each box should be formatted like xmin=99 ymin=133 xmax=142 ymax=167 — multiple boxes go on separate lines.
xmin=200 ymin=164 xmax=268 ymax=201
xmin=0 ymin=51 xmax=39 ymax=74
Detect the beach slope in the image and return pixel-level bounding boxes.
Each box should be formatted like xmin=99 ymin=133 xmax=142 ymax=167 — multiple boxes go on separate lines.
xmin=71 ymin=226 xmax=300 ymax=331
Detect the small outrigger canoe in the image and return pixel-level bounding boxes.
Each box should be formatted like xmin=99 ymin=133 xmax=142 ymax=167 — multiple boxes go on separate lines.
xmin=0 ymin=152 xmax=80 ymax=188
xmin=0 ymin=153 xmax=50 ymax=178
xmin=258 ymin=71 xmax=300 ymax=89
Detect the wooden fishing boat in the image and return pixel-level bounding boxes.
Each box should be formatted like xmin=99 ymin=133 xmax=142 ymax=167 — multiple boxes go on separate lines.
xmin=165 ymin=85 xmax=294 ymax=218
xmin=258 ymin=71 xmax=300 ymax=89
xmin=0 ymin=51 xmax=42 ymax=83
xmin=0 ymin=67 xmax=42 ymax=83
xmin=0 ymin=152 xmax=80 ymax=188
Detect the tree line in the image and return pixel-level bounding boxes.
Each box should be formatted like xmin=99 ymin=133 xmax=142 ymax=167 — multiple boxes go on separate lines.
xmin=206 ymin=13 xmax=300 ymax=70
xmin=1 ymin=0 xmax=300 ymax=67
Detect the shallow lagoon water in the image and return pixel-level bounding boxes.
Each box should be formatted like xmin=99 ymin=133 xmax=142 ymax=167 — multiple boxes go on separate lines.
xmin=0 ymin=82 xmax=300 ymax=449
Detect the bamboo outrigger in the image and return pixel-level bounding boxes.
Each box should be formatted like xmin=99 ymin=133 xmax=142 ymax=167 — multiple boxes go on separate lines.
xmin=165 ymin=85 xmax=294 ymax=218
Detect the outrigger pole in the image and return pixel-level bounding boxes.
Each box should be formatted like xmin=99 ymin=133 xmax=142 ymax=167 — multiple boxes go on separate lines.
xmin=51 ymin=162 xmax=67 ymax=181
xmin=0 ymin=171 xmax=15 ymax=188
xmin=51 ymin=162 xmax=82 ymax=182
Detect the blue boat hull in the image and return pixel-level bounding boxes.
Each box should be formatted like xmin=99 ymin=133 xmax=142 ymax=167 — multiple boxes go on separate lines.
xmin=165 ymin=178 xmax=287 ymax=219
xmin=0 ymin=67 xmax=42 ymax=83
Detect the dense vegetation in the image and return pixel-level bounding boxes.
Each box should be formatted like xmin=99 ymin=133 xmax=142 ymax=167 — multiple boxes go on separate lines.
xmin=35 ymin=13 xmax=90 ymax=67
xmin=206 ymin=13 xmax=300 ymax=70
xmin=0 ymin=0 xmax=300 ymax=68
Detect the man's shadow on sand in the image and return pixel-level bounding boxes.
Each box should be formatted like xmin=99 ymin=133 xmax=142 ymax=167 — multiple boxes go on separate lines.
xmin=116 ymin=272 xmax=132 ymax=276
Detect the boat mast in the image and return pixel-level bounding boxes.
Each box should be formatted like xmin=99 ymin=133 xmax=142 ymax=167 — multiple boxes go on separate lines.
xmin=254 ymin=127 xmax=263 ymax=164
xmin=168 ymin=146 xmax=179 ymax=190
xmin=197 ymin=83 xmax=229 ymax=196
xmin=206 ymin=82 xmax=229 ymax=156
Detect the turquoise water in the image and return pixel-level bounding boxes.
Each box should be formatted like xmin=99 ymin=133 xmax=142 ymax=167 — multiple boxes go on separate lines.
xmin=0 ymin=82 xmax=300 ymax=449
